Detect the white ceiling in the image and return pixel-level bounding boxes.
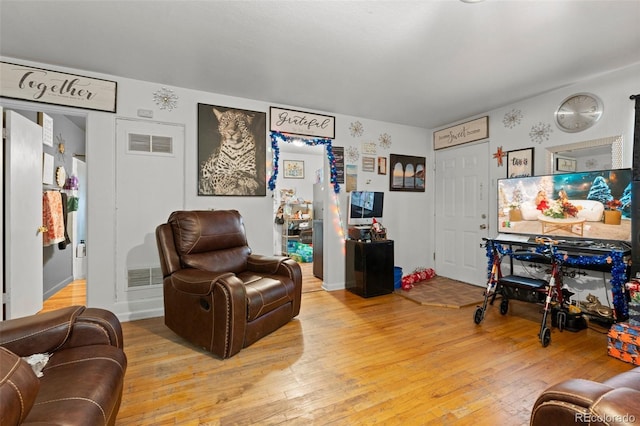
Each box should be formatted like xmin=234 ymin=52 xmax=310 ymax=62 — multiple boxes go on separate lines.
xmin=1 ymin=0 xmax=639 ymax=129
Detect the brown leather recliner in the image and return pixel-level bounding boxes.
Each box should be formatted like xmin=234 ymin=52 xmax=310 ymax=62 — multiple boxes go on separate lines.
xmin=156 ymin=210 xmax=302 ymax=359
xmin=0 ymin=306 xmax=126 ymax=425
xmin=530 ymin=366 xmax=640 ymax=425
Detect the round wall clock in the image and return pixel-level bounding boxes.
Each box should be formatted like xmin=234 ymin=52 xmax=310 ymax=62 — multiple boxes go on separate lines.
xmin=555 ymin=93 xmax=603 ymax=133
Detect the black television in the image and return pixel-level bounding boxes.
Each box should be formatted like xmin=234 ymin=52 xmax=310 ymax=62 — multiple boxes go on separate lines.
xmin=348 ymin=191 xmax=384 ymax=226
xmin=497 ymin=168 xmax=632 ymax=242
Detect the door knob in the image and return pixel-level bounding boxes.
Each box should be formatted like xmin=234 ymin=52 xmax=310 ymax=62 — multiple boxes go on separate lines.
xmin=479 ymin=224 xmax=487 ymax=230
xmin=37 ymin=226 xmax=48 ymax=234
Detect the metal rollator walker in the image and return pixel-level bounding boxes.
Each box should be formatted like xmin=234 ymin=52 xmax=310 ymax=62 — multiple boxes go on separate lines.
xmin=474 ymin=237 xmax=569 ymax=347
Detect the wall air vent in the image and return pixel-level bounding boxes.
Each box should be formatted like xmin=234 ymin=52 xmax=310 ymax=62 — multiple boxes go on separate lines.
xmin=127 ymin=267 xmax=163 ymax=289
xmin=127 ymin=133 xmax=173 ymax=155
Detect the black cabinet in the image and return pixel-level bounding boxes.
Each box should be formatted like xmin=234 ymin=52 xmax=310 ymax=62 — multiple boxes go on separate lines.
xmin=345 ymin=239 xmax=394 ymax=297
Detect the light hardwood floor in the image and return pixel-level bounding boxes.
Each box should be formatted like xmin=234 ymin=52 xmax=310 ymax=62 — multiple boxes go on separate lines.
xmin=41 ymin=272 xmax=633 ymax=425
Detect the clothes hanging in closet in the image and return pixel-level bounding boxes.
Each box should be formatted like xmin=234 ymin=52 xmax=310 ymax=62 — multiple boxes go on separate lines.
xmin=42 ymin=190 xmax=65 ymax=247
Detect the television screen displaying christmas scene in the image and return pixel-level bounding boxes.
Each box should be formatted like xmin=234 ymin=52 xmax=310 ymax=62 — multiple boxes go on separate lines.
xmin=497 ymin=168 xmax=632 ymax=242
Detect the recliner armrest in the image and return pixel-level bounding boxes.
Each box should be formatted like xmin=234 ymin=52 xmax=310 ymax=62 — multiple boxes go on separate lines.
xmin=169 ymin=269 xmax=241 ymax=295
xmin=533 ymin=379 xmax=613 ymax=410
xmin=592 ymin=387 xmax=640 ymax=424
xmin=247 ymin=254 xmax=289 ymax=274
xmin=248 ymin=254 xmax=302 ymax=283
xmin=531 ymin=379 xmax=640 ymax=426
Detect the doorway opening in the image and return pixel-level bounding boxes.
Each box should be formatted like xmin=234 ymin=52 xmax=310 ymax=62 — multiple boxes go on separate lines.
xmin=3 ymin=102 xmax=87 ymax=314
xmin=272 ymin=139 xmax=325 ymax=293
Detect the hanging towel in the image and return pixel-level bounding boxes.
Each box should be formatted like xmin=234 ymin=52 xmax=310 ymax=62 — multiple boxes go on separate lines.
xmin=42 ymin=191 xmax=65 ymax=247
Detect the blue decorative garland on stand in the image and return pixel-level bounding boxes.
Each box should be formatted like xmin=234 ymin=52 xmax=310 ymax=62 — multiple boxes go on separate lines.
xmin=485 ymin=240 xmax=629 ymax=319
xmin=268 ymin=131 xmax=340 ymax=194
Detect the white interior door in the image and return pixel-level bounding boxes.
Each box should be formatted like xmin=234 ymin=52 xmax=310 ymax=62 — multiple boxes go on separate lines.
xmin=434 ymin=142 xmax=489 ymax=286
xmin=4 ymin=110 xmax=44 ymax=318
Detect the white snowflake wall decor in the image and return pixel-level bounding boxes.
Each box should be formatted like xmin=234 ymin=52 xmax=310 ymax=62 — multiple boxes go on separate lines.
xmin=346 ymin=146 xmax=360 ymax=163
xmin=349 ymin=121 xmax=364 ymax=137
xmin=378 ymin=133 xmax=392 ymax=149
xmin=529 ymin=122 xmax=552 ymax=144
xmin=503 ymin=109 xmax=522 ymax=129
xmin=153 ymin=87 xmax=179 ymax=111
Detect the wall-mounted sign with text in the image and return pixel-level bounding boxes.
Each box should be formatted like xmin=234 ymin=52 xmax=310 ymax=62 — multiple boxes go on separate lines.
xmin=270 ymin=106 xmax=335 ymax=139
xmin=433 ymin=116 xmax=489 ymax=150
xmin=0 ymin=62 xmax=117 ymax=113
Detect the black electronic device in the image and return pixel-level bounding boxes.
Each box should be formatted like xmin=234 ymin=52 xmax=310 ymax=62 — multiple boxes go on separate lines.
xmin=347 ymin=191 xmax=384 ymax=226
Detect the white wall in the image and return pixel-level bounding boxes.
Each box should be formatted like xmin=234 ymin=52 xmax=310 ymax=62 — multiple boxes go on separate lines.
xmin=432 ymin=62 xmax=639 ymax=304
xmin=3 ymin=55 xmax=637 ymax=321
xmin=1 ymin=56 xmax=431 ymax=320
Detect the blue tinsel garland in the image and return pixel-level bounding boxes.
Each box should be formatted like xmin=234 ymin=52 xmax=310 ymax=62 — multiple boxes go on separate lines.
xmin=269 ymin=131 xmax=340 ymax=194
xmin=485 ymin=240 xmax=628 ymax=318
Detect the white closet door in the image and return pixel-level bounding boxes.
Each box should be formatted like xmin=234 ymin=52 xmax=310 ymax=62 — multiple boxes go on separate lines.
xmin=4 ymin=110 xmax=44 ymax=318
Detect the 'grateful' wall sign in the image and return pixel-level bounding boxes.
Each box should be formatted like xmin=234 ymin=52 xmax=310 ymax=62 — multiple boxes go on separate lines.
xmin=0 ymin=62 xmax=117 ymax=113
xmin=270 ymin=106 xmax=335 ymax=139
xmin=433 ymin=116 xmax=489 ymax=150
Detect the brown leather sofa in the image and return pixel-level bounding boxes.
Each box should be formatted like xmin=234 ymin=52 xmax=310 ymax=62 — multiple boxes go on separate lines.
xmin=156 ymin=209 xmax=302 ymax=359
xmin=0 ymin=306 xmax=127 ymax=425
xmin=530 ymin=366 xmax=640 ymax=425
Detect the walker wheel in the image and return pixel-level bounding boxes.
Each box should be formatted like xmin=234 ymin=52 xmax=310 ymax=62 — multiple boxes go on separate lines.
xmin=557 ymin=311 xmax=566 ymax=332
xmin=541 ymin=327 xmax=551 ymax=347
xmin=474 ymin=307 xmax=484 ymax=324
xmin=500 ymin=299 xmax=509 ymax=315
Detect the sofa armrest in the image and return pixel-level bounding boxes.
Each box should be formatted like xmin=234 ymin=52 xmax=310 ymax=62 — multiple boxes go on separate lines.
xmin=59 ymin=307 xmax=124 ymax=350
xmin=0 ymin=306 xmax=125 ymax=356
xmin=0 ymin=306 xmax=86 ymax=356
xmin=0 ymin=347 xmax=40 ymax=425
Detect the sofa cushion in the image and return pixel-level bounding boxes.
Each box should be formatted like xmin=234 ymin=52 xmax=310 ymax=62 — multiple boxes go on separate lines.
xmin=24 ymin=345 xmax=126 ymax=426
xmin=0 ymin=347 xmax=40 ymax=425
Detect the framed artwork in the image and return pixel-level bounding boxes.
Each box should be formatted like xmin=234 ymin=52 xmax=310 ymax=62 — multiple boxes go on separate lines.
xmin=197 ymin=103 xmax=266 ymax=196
xmin=389 ymin=154 xmax=426 ymax=192
xmin=38 ymin=112 xmax=53 ymax=147
xmin=333 ymin=146 xmax=345 ymax=184
xmin=555 ymin=157 xmax=577 ymax=172
xmin=506 ymin=147 xmax=534 ymax=178
xmin=378 ymin=156 xmax=387 ymax=175
xmin=283 ymin=160 xmax=304 ymax=179
xmin=362 ymin=156 xmax=375 ymax=172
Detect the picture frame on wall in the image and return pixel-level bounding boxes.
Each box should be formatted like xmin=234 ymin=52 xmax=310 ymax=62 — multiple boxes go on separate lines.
xmin=283 ymin=160 xmax=305 ymax=179
xmin=362 ymin=156 xmax=375 ymax=172
xmin=389 ymin=154 xmax=426 ymax=192
xmin=506 ymin=147 xmax=534 ymax=178
xmin=377 ymin=156 xmax=387 ymax=175
xmin=555 ymin=157 xmax=577 ymax=172
xmin=197 ymin=103 xmax=266 ymax=196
